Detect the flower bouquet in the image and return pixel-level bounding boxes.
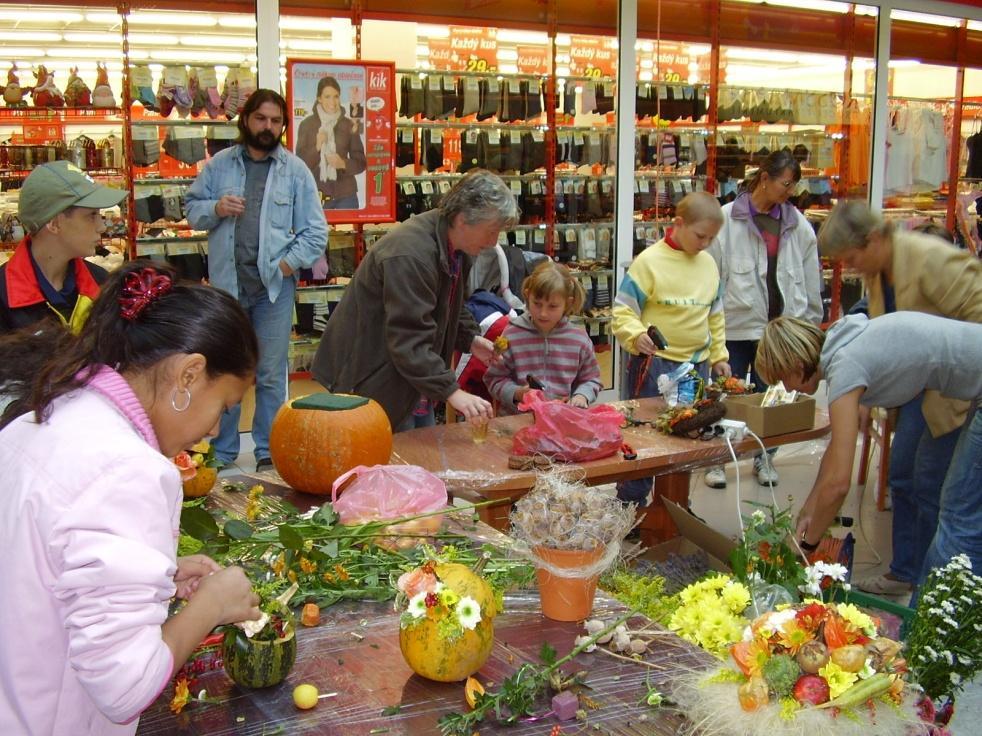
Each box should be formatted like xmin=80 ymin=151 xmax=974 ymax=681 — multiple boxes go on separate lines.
xmin=510 ymin=470 xmax=635 ymax=621
xmin=705 ymin=375 xmax=755 ymax=399
xmin=174 ymin=441 xmax=221 ymax=497
xmin=396 ymin=556 xmax=499 ymax=682
xmin=654 ymin=397 xmax=727 ymax=437
xmin=671 ymin=599 xmax=927 ymax=736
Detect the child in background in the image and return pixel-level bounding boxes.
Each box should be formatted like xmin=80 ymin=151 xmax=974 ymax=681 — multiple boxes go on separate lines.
xmin=0 ymin=261 xmax=262 ymax=735
xmin=612 ymin=191 xmax=731 ymax=506
xmin=484 ymin=260 xmax=601 ymax=414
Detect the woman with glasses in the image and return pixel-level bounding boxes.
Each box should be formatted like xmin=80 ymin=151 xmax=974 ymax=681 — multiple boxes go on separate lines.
xmin=702 ymin=149 xmax=824 ymax=490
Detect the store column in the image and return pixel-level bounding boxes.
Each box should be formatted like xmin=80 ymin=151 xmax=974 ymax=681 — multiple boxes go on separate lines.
xmin=256 ymin=0 xmax=281 ymax=91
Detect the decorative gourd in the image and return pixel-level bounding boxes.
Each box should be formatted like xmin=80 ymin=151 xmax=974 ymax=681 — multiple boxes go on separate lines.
xmin=399 ymin=562 xmax=498 ymax=683
xmin=221 ymin=612 xmax=297 ymax=689
xmin=269 ymin=392 xmax=392 ymax=496
xmin=182 ymin=466 xmax=217 ymax=498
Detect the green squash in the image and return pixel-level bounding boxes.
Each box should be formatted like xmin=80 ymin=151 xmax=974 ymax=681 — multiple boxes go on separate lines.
xmin=222 ymin=612 xmax=297 ymax=689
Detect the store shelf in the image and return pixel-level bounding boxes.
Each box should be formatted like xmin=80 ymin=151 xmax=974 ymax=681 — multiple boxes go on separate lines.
xmin=134 ymin=177 xmax=199 ymax=185
xmin=0 ymin=107 xmax=123 ymax=124
xmin=1 ymin=166 xmax=124 ymax=180
xmin=130 ymin=117 xmax=236 ymax=127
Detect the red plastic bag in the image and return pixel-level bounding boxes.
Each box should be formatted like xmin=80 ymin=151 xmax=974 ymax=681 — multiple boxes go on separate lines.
xmin=331 ymin=465 xmax=447 ymax=524
xmin=511 ymin=390 xmax=624 ymax=462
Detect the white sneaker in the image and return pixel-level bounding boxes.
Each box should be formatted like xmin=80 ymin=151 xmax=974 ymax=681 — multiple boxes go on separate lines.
xmin=704 ymin=467 xmax=727 ymax=489
xmin=754 ymin=460 xmax=779 ymax=486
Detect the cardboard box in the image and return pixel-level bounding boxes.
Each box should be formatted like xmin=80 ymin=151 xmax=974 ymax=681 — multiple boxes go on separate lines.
xmin=723 ymin=393 xmax=816 ymax=438
xmin=642 ymin=499 xmax=737 ymax=572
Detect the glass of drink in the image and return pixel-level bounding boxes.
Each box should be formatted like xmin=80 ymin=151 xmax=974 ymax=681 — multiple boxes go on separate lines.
xmin=471 ymin=414 xmax=490 ymax=443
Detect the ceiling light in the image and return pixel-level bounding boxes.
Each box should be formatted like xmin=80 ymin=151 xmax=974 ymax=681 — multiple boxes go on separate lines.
xmin=0 ymin=47 xmax=46 ymax=58
xmin=151 ymin=49 xmax=246 ymax=64
xmin=218 ymin=15 xmax=256 ymax=28
xmin=0 ymin=31 xmax=62 ymax=42
xmin=496 ymin=30 xmax=547 ymax=44
xmin=498 ymin=63 xmax=518 ymax=74
xmin=280 ymin=17 xmax=335 ymax=32
xmin=416 ymin=44 xmax=429 ymax=56
xmin=725 ymin=48 xmax=800 ymax=64
xmin=556 ymin=65 xmax=571 ymax=76
xmin=129 ymin=12 xmax=217 ymax=27
xmin=179 ymin=35 xmax=253 ymax=48
xmin=639 ymin=70 xmax=653 ymax=81
xmin=891 ymin=10 xmax=960 ymax=27
xmin=640 ymin=59 xmax=653 ymax=69
xmin=687 ymin=44 xmax=711 ymax=56
xmin=288 ymin=39 xmax=331 ymax=52
xmin=63 ymin=32 xmax=120 ymax=44
xmin=0 ymin=10 xmax=83 ymax=23
xmin=84 ymin=12 xmax=122 ymax=25
xmin=555 ymin=34 xmax=571 ymax=47
xmin=497 ymin=49 xmax=518 ymax=61
xmin=131 ymin=33 xmax=180 ymax=46
xmin=47 ymin=47 xmax=127 ymax=60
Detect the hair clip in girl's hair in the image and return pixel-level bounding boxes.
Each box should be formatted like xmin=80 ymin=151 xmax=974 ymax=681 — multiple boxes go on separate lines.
xmin=119 ymin=267 xmax=173 ymax=321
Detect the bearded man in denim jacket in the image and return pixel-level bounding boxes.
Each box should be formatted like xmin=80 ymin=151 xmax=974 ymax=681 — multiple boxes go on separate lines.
xmin=187 ymin=89 xmax=327 ymax=471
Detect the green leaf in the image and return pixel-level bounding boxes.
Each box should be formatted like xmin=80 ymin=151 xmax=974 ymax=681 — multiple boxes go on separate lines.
xmin=224 ymin=519 xmax=254 ymax=540
xmin=181 ymin=505 xmax=219 ymax=541
xmin=320 ymin=539 xmax=339 ymax=559
xmin=538 ymin=642 xmax=557 ymax=667
xmin=313 ymin=504 xmax=338 ymax=526
xmin=278 ymin=524 xmax=304 ymax=551
xmin=364 ymin=571 xmax=379 ymax=588
xmin=381 ymin=705 xmax=401 ymax=716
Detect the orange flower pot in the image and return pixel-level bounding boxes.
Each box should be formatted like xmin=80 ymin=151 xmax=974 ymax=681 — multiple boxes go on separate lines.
xmin=533 ymin=545 xmax=605 ymax=622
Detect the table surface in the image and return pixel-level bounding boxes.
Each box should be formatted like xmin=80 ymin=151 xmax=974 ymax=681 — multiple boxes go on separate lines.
xmin=135 ymin=478 xmax=715 ymax=736
xmin=390 ymin=397 xmax=830 ymax=499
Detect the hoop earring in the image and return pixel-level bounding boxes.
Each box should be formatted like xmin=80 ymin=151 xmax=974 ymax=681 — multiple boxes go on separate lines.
xmin=171 ymin=387 xmax=192 ymax=413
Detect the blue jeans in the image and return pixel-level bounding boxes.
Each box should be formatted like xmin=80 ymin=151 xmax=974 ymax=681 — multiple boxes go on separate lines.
xmin=919 ymin=408 xmax=982 ymax=586
xmin=393 ymin=398 xmax=436 ymax=433
xmin=214 ymin=278 xmax=296 ymax=464
xmin=324 ymin=194 xmax=359 ymax=210
xmin=726 ymin=339 xmax=775 ymax=463
xmin=616 ymin=355 xmax=709 ymax=505
xmin=888 ymin=396 xmax=960 ymax=583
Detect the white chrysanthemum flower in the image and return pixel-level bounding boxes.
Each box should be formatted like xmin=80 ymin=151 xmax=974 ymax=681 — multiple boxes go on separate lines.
xmin=814 ymin=561 xmax=849 ymax=581
xmin=951 ymin=672 xmax=962 ymax=685
xmin=799 ymin=565 xmax=823 ymax=596
xmin=751 ymin=510 xmax=767 ymax=524
xmin=407 ymin=591 xmax=428 ymax=619
xmin=456 ymin=596 xmax=482 ymax=630
xmin=574 ymin=635 xmax=597 ymax=653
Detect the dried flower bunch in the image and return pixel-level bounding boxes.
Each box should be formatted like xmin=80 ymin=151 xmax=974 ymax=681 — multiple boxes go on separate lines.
xmin=509 ymin=471 xmax=635 ymax=551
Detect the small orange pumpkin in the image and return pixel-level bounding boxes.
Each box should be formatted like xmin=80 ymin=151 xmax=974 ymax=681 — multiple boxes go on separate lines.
xmin=182 ymin=466 xmax=218 ymax=497
xmin=269 ymin=392 xmax=392 ymax=495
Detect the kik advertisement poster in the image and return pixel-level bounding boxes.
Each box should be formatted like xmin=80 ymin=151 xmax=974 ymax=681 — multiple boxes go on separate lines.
xmin=286 ymin=59 xmax=396 ymax=223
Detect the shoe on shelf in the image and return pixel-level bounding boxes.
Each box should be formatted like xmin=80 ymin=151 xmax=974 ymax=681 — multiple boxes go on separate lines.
xmin=753 ymin=459 xmax=779 ymax=487
xmin=854 ymin=573 xmax=913 ymax=596
xmin=704 ymin=467 xmax=727 ymax=489
xmin=255 ymin=457 xmax=274 ymax=472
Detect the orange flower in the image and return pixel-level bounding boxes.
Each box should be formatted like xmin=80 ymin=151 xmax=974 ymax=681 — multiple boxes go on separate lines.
xmin=299 ymin=557 xmax=317 ymax=574
xmin=322 ymin=572 xmax=335 ymax=584
xmin=397 ymin=567 xmax=439 ymax=598
xmin=271 ymin=553 xmax=286 ymax=577
xmin=173 ymin=452 xmax=197 ymax=482
xmin=778 ymin=620 xmax=814 ymax=654
xmin=333 ymin=564 xmax=350 ymax=581
xmin=795 ymin=602 xmax=827 ymax=632
xmin=731 ymin=638 xmax=771 ymax=678
xmin=169 ymin=676 xmax=190 ymax=714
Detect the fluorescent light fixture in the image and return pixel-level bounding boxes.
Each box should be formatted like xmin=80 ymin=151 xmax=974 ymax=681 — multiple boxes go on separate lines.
xmin=288 ymin=39 xmax=332 ymax=52
xmin=639 ymin=41 xmax=654 ymax=53
xmin=556 ymin=65 xmax=571 ymax=77
xmin=63 ymin=32 xmax=121 ymax=44
xmin=179 ymin=35 xmax=253 ymax=48
xmin=149 ymin=64 xmax=164 ymax=73
xmin=497 ymin=48 xmax=518 ymax=61
xmin=498 ymin=63 xmax=518 ymax=74
xmin=415 ymin=24 xmax=449 ymax=38
xmin=725 ymin=48 xmax=800 ymax=63
xmin=730 ymin=0 xmax=847 ymax=12
xmin=84 ymin=13 xmax=122 ymax=25
xmin=640 ymin=58 xmax=653 ymax=69
xmin=280 ymin=17 xmax=336 ymax=32
xmin=47 ymin=47 xmax=125 ymax=59
xmin=0 ymin=31 xmax=62 ymax=42
xmin=888 ymin=59 xmax=921 ymax=68
xmin=496 ymin=30 xmax=547 ymax=44
xmin=150 ymin=49 xmax=245 ymax=64
xmin=686 ymin=44 xmax=711 ymax=56
xmin=555 ymin=34 xmax=571 ymax=47
xmin=215 ymin=65 xmax=230 ymax=74
xmin=891 ymin=10 xmax=960 ymax=27
xmin=639 ymin=70 xmax=653 ymax=81
xmin=130 ymin=33 xmax=180 ymax=46
xmin=0 ymin=10 xmax=83 ymax=23
xmin=555 ymin=53 xmax=570 ymax=64
xmin=0 ymin=47 xmax=46 ymax=58
xmin=218 ymin=15 xmax=256 ymax=28
xmin=416 ymin=44 xmax=429 ymax=56
xmin=969 ymin=20 xmax=982 ymax=32
xmin=129 ymin=12 xmax=217 ymax=27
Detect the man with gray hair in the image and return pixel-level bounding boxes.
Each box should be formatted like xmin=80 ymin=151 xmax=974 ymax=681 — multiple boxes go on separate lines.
xmin=312 ymin=169 xmax=520 ymax=431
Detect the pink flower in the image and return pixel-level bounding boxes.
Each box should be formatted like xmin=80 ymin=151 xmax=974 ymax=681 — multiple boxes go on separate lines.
xmin=397 ymin=568 xmax=439 ymax=598
xmin=173 ymin=452 xmax=197 ymax=482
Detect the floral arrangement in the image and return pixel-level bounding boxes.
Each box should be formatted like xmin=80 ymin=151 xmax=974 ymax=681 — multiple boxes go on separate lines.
xmin=653 ymin=397 xmax=726 ymax=436
xmin=397 ymin=561 xmax=485 ymax=642
xmin=668 ymin=574 xmax=751 ymax=657
xmin=730 ymin=503 xmax=808 ymax=600
xmin=173 ymin=441 xmax=220 ymax=481
xmin=670 ymin=597 xmax=926 ymax=736
xmin=907 ymin=553 xmax=982 ymax=708
xmin=705 ymin=375 xmax=755 ymax=397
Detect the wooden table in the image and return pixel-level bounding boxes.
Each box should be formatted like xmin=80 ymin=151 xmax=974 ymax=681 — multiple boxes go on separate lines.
xmin=391 ymin=397 xmax=830 ymax=545
xmin=136 ymin=478 xmax=714 ymax=736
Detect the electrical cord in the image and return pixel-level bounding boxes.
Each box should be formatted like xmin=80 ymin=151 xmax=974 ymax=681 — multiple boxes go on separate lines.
xmin=724 ymin=429 xmax=761 ymax=620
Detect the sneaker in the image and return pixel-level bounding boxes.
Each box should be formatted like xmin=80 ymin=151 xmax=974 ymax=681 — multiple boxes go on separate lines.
xmin=704 ymin=467 xmax=727 ymax=489
xmin=854 ymin=573 xmax=912 ymax=596
xmin=255 ymin=457 xmax=274 ymax=471
xmin=753 ymin=459 xmax=779 ymax=486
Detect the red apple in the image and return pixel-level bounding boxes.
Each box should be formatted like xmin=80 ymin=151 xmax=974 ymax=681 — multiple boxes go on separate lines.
xmin=793 ymin=674 xmax=831 ymax=705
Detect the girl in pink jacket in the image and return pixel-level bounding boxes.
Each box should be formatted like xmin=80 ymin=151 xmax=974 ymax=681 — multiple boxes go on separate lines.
xmin=0 ymin=262 xmax=262 ymax=735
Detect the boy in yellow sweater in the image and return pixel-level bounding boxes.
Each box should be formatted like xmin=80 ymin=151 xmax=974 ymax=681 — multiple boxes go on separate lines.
xmin=612 ymin=191 xmax=730 ymax=505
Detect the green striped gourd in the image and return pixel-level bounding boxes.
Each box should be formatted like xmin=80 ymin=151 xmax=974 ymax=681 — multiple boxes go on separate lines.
xmin=222 ymin=615 xmax=297 ymax=689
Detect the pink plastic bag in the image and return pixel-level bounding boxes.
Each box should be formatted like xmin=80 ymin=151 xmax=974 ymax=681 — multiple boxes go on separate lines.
xmin=331 ymin=464 xmax=447 ymax=524
xmin=512 ymin=390 xmax=624 ymax=463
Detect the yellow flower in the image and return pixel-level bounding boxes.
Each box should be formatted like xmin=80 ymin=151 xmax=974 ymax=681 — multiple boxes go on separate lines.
xmin=287 ymin=570 xmax=298 ymax=583
xmin=248 ymin=483 xmax=264 ymax=501
xmin=245 ymin=499 xmax=260 ymax=521
xmin=836 ymin=603 xmax=875 ymax=635
xmin=819 ymin=660 xmax=859 ymax=699
xmin=170 ymin=676 xmax=190 ymax=714
xmin=333 ymin=564 xmax=350 ymax=581
xmin=271 ymin=553 xmax=285 ymax=577
xmin=438 ymin=587 xmax=461 ymax=608
xmin=721 ymin=582 xmax=750 ymax=614
xmin=299 ymin=557 xmax=317 ymax=574
xmin=322 ymin=572 xmax=335 ymax=584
